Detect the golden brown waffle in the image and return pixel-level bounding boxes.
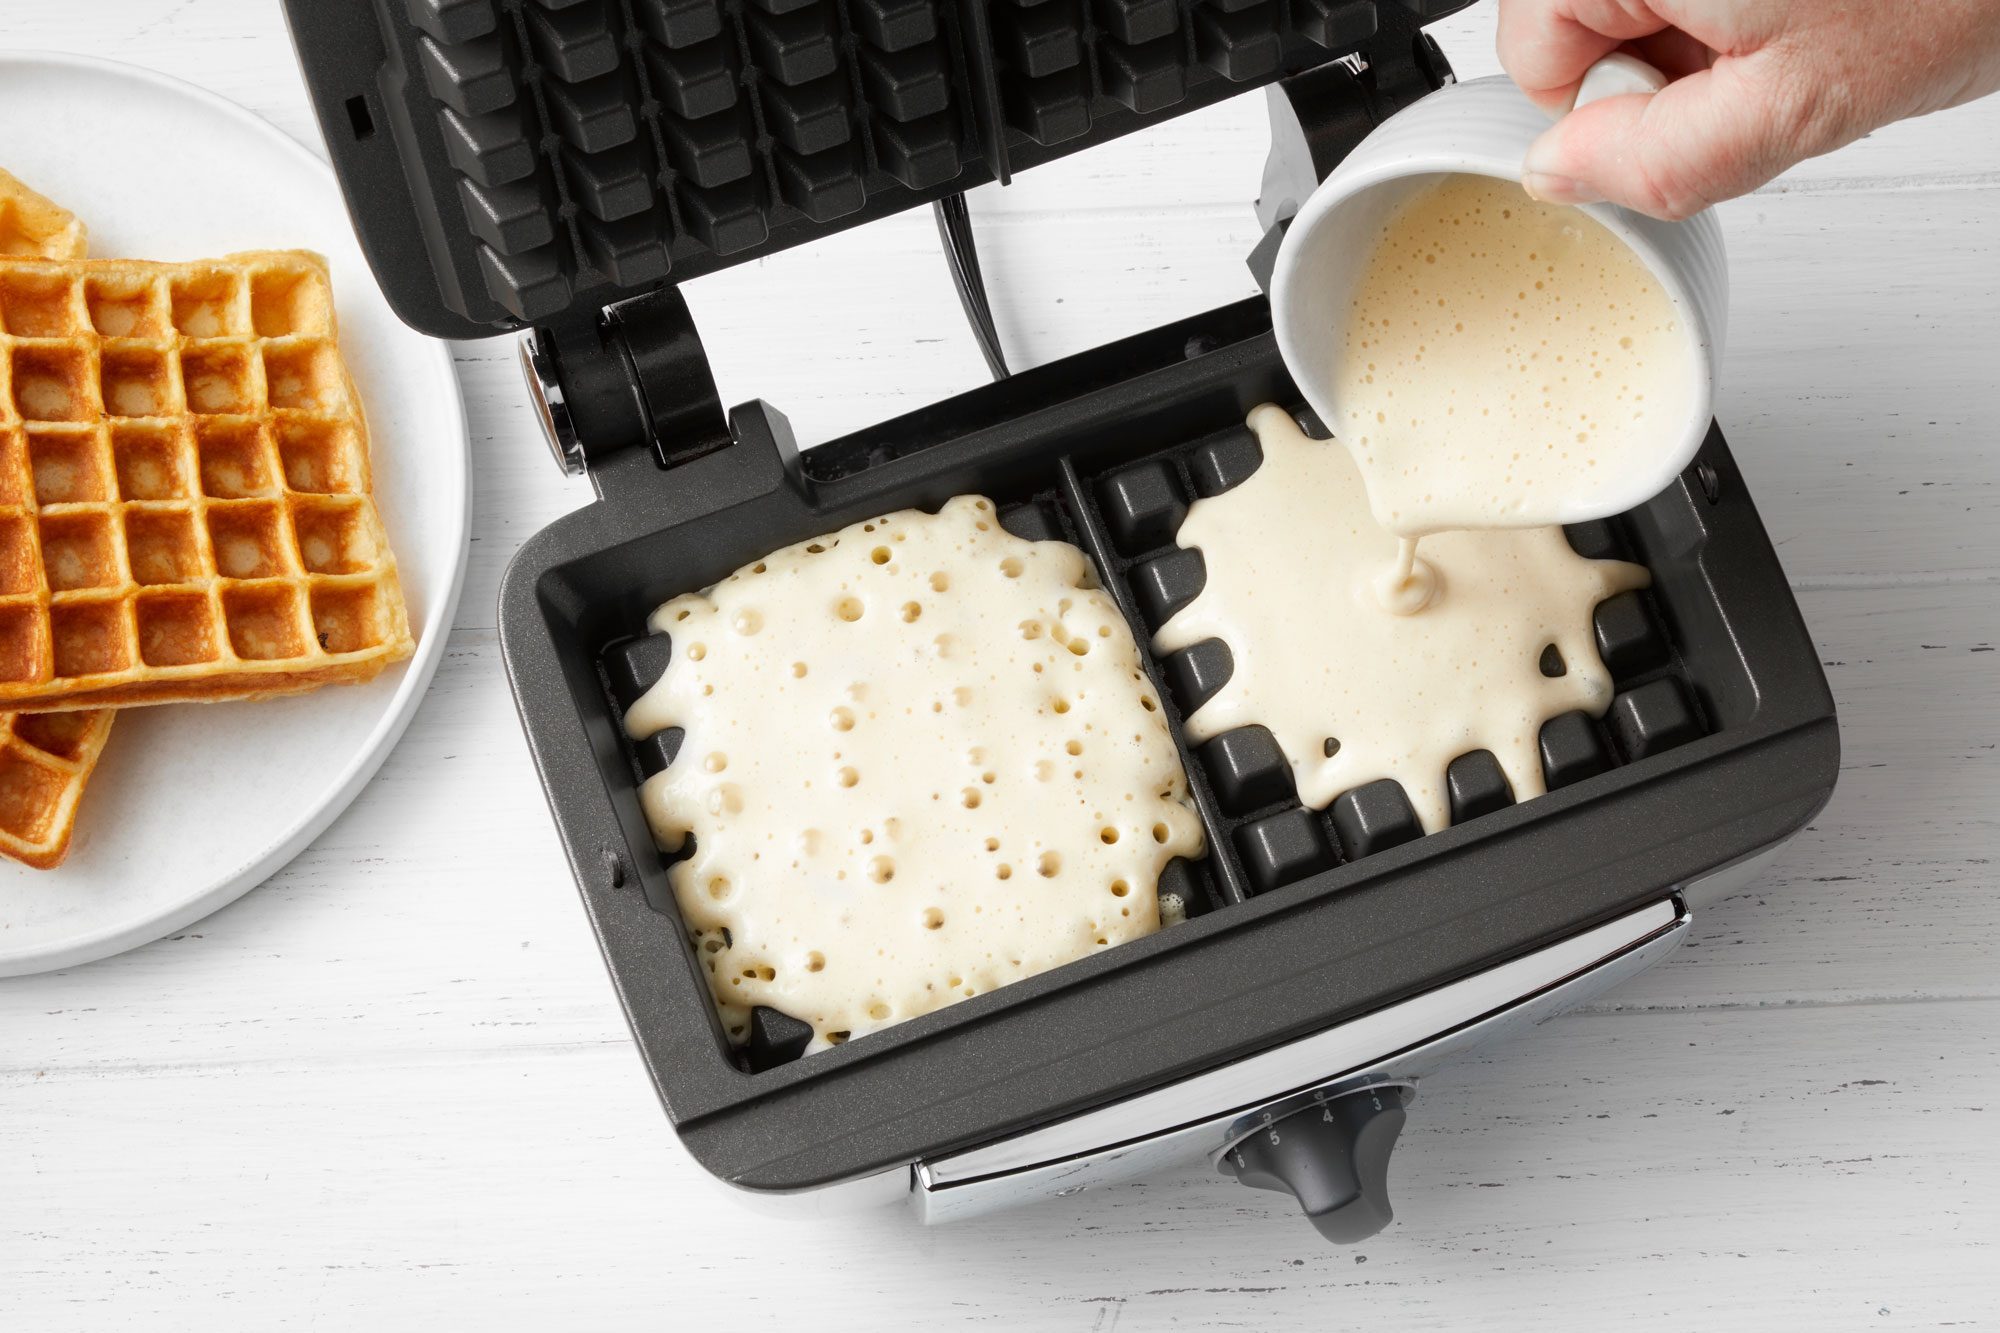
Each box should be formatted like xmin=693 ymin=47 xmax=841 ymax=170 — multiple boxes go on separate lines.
xmin=0 ymin=707 xmax=112 ymax=868
xmin=1 ymin=177 xmax=106 ymax=866
xmin=0 ymin=250 xmax=414 ymax=710
xmin=0 ymin=170 xmax=87 ymax=262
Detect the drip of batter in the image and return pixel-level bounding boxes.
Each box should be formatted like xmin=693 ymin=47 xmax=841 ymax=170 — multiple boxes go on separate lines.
xmin=1332 ymin=172 xmax=1693 ymax=607
xmin=1374 ymin=536 xmax=1436 ymax=617
xmin=1156 ymin=405 xmax=1649 ymax=833
xmin=627 ymin=497 xmax=1205 ymax=1052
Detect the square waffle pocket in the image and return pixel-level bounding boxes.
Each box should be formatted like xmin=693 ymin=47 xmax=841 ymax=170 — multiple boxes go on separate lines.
xmin=0 ymin=251 xmax=413 ymax=710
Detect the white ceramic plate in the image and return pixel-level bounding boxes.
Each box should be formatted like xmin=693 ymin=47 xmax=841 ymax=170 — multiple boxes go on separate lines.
xmin=0 ymin=52 xmax=469 ymax=975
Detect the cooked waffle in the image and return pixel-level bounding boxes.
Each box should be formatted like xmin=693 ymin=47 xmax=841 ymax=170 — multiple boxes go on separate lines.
xmin=0 ymin=169 xmax=86 ymax=261
xmin=0 ymin=250 xmax=414 ymax=710
xmin=1 ymin=178 xmax=106 ymax=867
xmin=0 ymin=707 xmax=112 ymax=867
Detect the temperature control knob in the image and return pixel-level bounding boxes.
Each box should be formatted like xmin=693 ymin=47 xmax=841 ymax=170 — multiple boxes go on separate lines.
xmin=1217 ymin=1083 xmax=1413 ymax=1243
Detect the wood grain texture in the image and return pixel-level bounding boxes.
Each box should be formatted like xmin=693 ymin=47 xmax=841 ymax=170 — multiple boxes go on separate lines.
xmin=3 ymin=1 xmax=1997 ymax=1328
xmin=6 ymin=1003 xmax=1994 ymax=1331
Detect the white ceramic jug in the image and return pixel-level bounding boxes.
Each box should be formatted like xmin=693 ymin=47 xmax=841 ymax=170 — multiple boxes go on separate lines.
xmin=1269 ymin=55 xmax=1729 ymax=526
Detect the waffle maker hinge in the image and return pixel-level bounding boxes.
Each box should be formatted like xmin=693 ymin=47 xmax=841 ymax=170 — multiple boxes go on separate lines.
xmin=519 ymin=287 xmax=735 ymax=482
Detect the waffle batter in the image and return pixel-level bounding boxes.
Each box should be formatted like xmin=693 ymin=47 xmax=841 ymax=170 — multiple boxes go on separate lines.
xmin=1334 ymin=173 xmax=1693 ymax=545
xmin=1156 ymin=406 xmax=1648 ymax=833
xmin=625 ymin=496 xmax=1205 ymax=1051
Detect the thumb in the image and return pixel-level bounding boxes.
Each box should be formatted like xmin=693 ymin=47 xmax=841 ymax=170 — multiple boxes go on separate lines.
xmin=1521 ymin=60 xmax=1822 ymax=220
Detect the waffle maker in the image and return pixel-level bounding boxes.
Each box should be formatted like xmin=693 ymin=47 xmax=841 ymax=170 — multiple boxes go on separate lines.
xmin=283 ymin=0 xmax=1840 ymax=1241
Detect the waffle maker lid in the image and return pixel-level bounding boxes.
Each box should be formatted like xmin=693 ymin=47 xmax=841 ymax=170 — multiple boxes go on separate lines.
xmin=282 ymin=0 xmax=1476 ymax=346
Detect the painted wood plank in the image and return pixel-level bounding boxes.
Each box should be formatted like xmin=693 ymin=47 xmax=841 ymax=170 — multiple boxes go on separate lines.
xmin=4 ymin=999 xmax=1994 ymax=1330
xmin=1595 ymin=580 xmax=2000 ymax=1010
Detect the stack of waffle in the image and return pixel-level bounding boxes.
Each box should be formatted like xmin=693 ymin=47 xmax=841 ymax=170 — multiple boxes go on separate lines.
xmin=0 ymin=171 xmax=412 ymax=868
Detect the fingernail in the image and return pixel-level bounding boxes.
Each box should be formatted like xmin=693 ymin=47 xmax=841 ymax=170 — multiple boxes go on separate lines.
xmin=1521 ymin=133 xmax=1565 ymax=178
xmin=1521 ymin=171 xmax=1606 ymax=206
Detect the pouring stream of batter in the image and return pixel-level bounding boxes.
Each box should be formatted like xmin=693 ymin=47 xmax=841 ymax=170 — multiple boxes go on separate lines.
xmin=1332 ymin=173 xmax=1693 ymax=611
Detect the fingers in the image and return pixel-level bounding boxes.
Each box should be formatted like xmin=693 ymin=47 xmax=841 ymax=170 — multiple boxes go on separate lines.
xmin=1496 ymin=0 xmax=1672 ymax=112
xmin=1519 ymin=58 xmax=1822 ymax=219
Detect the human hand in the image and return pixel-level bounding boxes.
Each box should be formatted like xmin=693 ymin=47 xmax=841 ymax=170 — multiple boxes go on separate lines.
xmin=1497 ymin=0 xmax=2000 ymax=219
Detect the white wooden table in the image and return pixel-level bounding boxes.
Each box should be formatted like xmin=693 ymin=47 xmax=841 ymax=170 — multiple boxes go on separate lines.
xmin=4 ymin=4 xmax=1996 ymax=1328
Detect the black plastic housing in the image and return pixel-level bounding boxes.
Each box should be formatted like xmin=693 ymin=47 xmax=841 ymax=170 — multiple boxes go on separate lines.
xmin=283 ymin=0 xmax=1470 ymax=336
xmin=496 ymin=297 xmax=1839 ymax=1193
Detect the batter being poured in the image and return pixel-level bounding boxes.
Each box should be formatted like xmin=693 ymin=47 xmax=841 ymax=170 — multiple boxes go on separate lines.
xmin=1152 ymin=173 xmax=1678 ymax=826
xmin=1157 ymin=407 xmax=1649 ymax=834
xmin=1333 ymin=173 xmax=1694 ymax=613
